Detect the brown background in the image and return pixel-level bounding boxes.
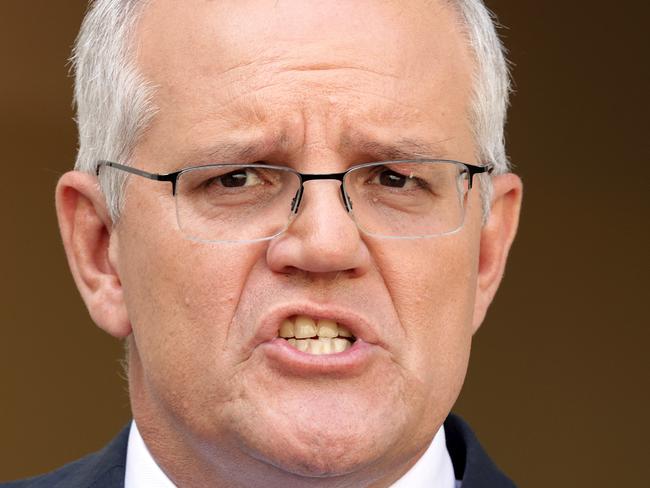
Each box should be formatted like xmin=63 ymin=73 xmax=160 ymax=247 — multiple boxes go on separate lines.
xmin=1 ymin=1 xmax=648 ymax=486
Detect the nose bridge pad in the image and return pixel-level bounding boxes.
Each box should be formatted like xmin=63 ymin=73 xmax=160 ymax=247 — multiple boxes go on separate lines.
xmin=290 ymin=186 xmax=303 ymax=214
xmin=341 ymin=183 xmax=353 ymax=212
xmin=290 ymin=181 xmax=353 ymax=215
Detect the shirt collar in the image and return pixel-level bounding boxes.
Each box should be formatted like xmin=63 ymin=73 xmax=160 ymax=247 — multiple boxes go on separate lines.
xmin=125 ymin=420 xmax=459 ymax=488
xmin=389 ymin=424 xmax=459 ymax=488
xmin=125 ymin=421 xmax=176 ymax=488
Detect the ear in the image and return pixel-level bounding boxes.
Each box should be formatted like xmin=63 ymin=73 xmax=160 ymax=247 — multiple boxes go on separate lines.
xmin=55 ymin=171 xmax=132 ymax=338
xmin=471 ymin=173 xmax=523 ymax=333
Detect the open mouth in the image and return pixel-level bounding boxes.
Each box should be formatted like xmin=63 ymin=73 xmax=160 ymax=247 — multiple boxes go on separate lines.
xmin=277 ymin=315 xmax=357 ymax=355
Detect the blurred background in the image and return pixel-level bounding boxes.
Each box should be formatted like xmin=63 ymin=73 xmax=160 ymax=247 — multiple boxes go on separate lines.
xmin=1 ymin=1 xmax=647 ymax=486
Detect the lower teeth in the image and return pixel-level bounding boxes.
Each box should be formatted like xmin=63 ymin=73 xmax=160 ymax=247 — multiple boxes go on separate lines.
xmin=287 ymin=337 xmax=352 ymax=354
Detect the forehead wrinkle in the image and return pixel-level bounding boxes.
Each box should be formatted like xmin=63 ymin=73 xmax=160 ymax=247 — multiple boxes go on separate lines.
xmin=281 ymin=59 xmax=401 ymax=80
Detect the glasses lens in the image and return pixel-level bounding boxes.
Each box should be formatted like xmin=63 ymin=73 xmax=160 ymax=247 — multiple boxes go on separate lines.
xmin=175 ymin=165 xmax=301 ymax=242
xmin=344 ymin=161 xmax=469 ymax=238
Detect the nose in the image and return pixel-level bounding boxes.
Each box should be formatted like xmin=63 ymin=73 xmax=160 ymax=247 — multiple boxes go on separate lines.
xmin=266 ymin=180 xmax=371 ymax=278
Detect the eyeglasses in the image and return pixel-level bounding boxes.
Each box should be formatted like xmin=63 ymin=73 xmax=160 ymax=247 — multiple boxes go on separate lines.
xmin=96 ymin=159 xmax=492 ymax=243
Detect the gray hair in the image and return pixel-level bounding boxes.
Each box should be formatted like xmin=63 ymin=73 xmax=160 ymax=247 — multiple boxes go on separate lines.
xmin=71 ymin=0 xmax=511 ymax=221
xmin=449 ymin=0 xmax=512 ymax=214
xmin=72 ymin=0 xmax=156 ymax=220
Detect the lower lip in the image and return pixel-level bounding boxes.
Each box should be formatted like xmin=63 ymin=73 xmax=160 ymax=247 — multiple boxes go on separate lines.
xmin=260 ymin=338 xmax=377 ymax=376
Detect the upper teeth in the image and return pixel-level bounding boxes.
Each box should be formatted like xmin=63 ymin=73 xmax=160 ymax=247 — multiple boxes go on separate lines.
xmin=279 ymin=315 xmax=354 ymax=339
xmin=278 ymin=315 xmax=355 ymax=355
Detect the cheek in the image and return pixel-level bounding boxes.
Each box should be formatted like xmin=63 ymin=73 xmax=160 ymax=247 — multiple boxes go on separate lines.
xmin=369 ymin=233 xmax=479 ymax=398
xmin=115 ymin=204 xmax=266 ymax=406
xmin=373 ymin=234 xmax=478 ymax=328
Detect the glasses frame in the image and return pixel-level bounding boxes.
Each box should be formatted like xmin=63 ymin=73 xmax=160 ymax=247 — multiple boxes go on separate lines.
xmin=96 ymin=159 xmax=493 ymax=241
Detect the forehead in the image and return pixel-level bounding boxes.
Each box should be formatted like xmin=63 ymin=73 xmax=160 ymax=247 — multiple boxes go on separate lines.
xmin=137 ymin=0 xmax=469 ymax=69
xmin=134 ymin=0 xmax=475 ymax=164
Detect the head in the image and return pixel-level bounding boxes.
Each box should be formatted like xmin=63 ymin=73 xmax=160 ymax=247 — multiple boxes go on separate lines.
xmin=57 ymin=0 xmax=522 ymax=485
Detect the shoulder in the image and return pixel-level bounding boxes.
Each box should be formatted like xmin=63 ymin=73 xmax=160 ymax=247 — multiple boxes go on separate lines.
xmin=1 ymin=425 xmax=130 ymax=488
xmin=444 ymin=414 xmax=518 ymax=488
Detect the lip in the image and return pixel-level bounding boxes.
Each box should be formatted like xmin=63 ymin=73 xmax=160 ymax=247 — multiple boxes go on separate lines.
xmin=260 ymin=337 xmax=379 ymax=376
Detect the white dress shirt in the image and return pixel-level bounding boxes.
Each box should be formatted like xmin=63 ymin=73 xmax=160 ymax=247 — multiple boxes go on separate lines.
xmin=125 ymin=420 xmax=461 ymax=487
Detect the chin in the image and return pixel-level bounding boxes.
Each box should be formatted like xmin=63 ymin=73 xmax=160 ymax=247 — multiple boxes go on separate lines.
xmin=255 ymin=430 xmax=380 ymax=478
xmin=234 ymin=403 xmax=401 ymax=479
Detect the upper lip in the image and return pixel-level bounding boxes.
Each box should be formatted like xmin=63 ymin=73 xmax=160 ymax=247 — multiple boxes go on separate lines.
xmin=250 ymin=302 xmax=384 ymax=350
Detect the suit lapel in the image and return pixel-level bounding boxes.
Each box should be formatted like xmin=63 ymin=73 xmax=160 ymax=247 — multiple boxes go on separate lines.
xmin=444 ymin=414 xmax=517 ymax=488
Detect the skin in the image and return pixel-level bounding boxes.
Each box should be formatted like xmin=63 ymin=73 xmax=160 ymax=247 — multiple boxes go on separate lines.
xmin=56 ymin=0 xmax=522 ymax=486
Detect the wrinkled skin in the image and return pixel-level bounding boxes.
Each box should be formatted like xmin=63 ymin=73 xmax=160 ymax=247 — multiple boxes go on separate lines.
xmin=56 ymin=0 xmax=522 ymax=486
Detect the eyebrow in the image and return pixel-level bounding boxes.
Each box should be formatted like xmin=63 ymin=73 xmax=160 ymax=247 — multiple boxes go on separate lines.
xmin=352 ymin=138 xmax=453 ymax=161
xmin=181 ymin=140 xmax=275 ymax=165
xmin=178 ymin=135 xmax=452 ymax=168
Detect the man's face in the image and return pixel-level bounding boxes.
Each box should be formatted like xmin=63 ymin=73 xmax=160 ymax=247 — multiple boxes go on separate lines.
xmin=114 ymin=0 xmax=483 ymax=482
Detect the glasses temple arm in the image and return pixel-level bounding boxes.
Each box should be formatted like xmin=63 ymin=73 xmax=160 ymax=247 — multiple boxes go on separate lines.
xmin=96 ymin=161 xmax=179 ymax=193
xmin=465 ymin=163 xmax=495 ymax=189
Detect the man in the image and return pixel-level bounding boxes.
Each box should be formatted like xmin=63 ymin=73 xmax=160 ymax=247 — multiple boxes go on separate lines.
xmin=5 ymin=0 xmax=522 ymax=486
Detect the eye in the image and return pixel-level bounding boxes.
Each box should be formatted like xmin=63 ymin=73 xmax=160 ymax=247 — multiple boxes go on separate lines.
xmin=369 ymin=168 xmax=422 ymax=189
xmin=216 ymin=168 xmax=263 ymax=188
xmin=377 ymin=169 xmax=408 ymax=188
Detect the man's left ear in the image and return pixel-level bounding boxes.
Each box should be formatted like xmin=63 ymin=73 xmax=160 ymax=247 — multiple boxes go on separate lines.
xmin=472 ymin=173 xmax=523 ymax=333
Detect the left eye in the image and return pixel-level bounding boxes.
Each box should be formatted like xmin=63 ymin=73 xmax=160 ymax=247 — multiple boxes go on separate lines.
xmin=216 ymin=169 xmax=263 ymax=188
xmin=372 ymin=169 xmax=414 ymax=188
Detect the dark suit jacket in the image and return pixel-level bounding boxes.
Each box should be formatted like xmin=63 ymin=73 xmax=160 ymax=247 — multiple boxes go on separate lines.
xmin=2 ymin=414 xmax=516 ymax=487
